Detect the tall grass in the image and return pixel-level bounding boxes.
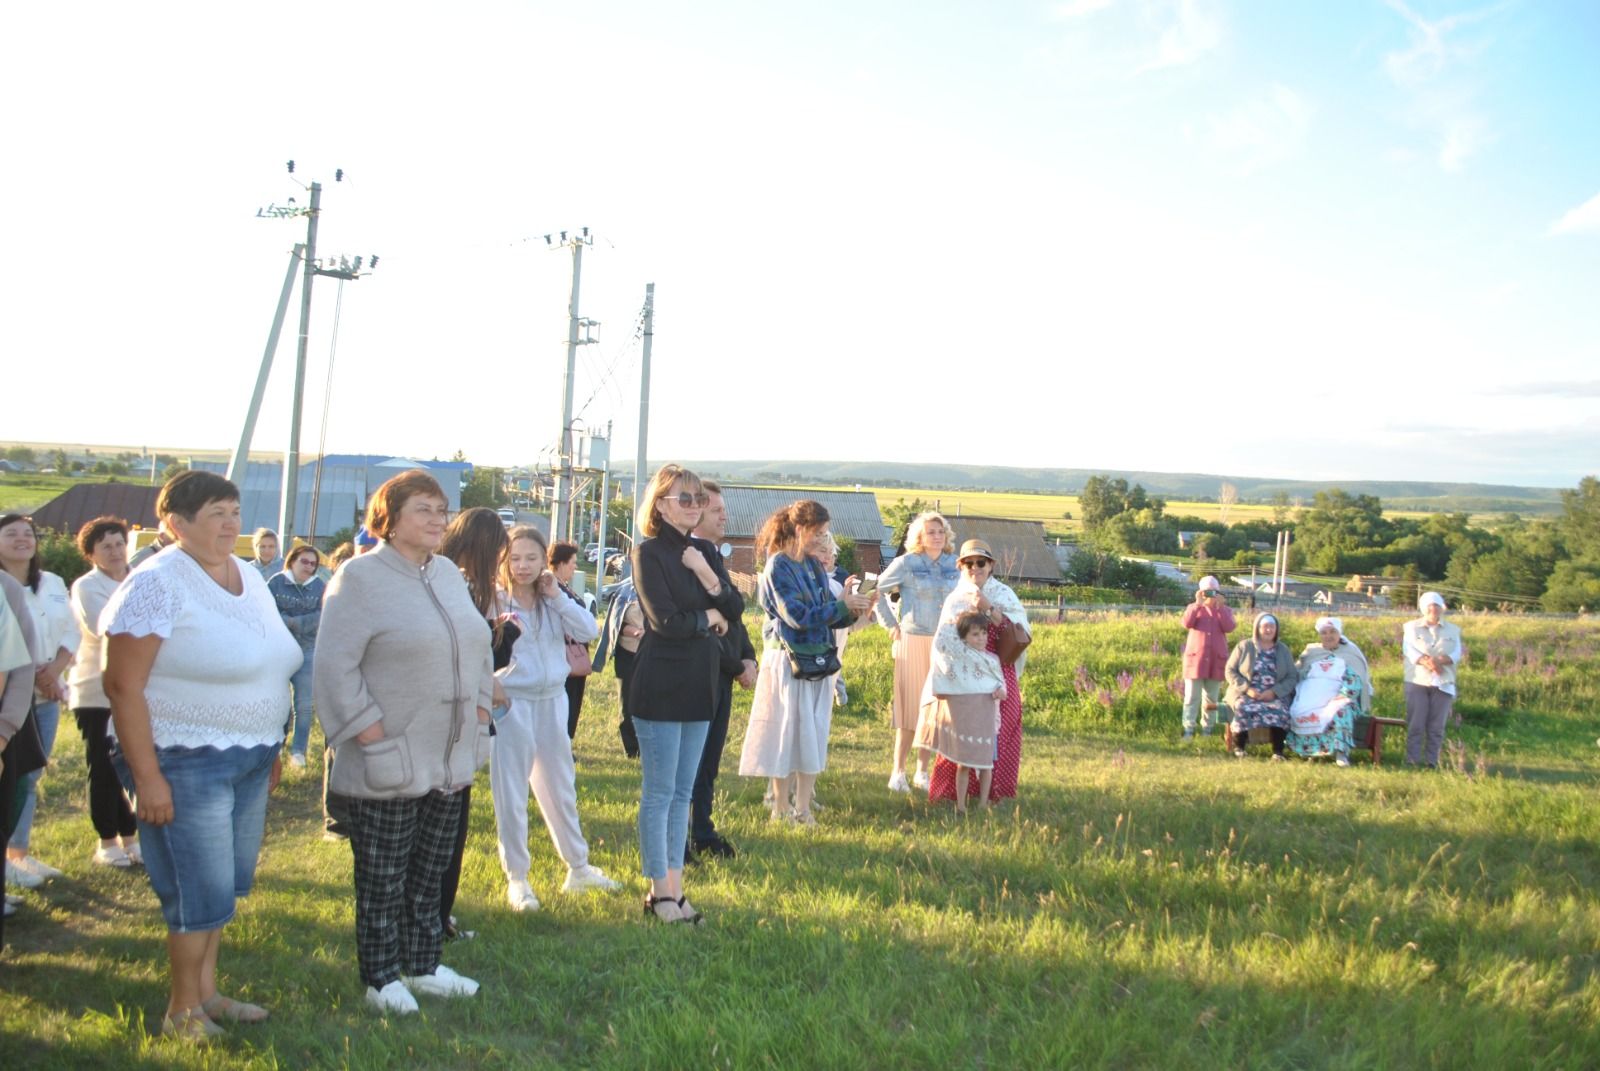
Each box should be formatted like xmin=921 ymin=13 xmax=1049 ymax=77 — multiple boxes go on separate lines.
xmin=2 ymin=614 xmax=1596 ymax=1069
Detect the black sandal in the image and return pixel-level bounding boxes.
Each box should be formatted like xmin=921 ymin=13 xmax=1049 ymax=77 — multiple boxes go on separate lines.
xmin=675 ymin=896 xmax=704 ymax=926
xmin=643 ymin=895 xmax=681 ymax=922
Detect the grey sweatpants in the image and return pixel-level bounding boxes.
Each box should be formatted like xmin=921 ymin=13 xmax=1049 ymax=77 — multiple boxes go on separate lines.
xmin=1404 ymin=683 xmax=1453 ymax=766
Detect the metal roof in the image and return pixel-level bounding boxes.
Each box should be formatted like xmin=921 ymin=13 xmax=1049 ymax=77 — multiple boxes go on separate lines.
xmin=29 ymin=482 xmax=161 ymax=534
xmin=719 ymin=486 xmax=890 ymax=546
xmin=946 ymin=515 xmax=1062 ymax=584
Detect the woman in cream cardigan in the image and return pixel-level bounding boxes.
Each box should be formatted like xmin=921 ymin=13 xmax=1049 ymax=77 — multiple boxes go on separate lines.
xmin=315 ymin=470 xmax=495 ymax=1016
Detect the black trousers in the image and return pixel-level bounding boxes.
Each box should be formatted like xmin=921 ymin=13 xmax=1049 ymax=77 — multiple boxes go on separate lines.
xmin=689 ymin=676 xmax=735 ymax=844
xmin=439 ymin=785 xmax=471 ymax=928
xmin=565 ymin=675 xmax=587 ymax=740
xmin=340 ymin=789 xmax=464 ymax=988
xmin=323 ymin=747 xmax=352 ymax=837
xmin=74 ymin=708 xmax=138 ymax=840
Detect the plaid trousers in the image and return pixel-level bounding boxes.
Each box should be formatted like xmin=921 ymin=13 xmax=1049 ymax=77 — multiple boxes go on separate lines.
xmin=341 ymin=789 xmax=466 ymax=988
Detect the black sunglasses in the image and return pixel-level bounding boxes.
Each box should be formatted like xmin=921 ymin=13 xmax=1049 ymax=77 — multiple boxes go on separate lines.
xmin=673 ymin=492 xmax=710 ymax=508
xmin=960 ymin=558 xmax=992 ymax=568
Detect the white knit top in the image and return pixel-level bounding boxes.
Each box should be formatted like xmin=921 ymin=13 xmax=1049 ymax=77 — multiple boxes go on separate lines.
xmin=102 ymin=548 xmax=304 ymax=749
xmin=68 ymin=567 xmax=123 ymax=709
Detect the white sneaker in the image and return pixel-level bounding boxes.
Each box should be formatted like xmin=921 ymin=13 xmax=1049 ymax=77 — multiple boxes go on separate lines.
xmin=562 ymin=864 xmax=622 ymax=894
xmin=506 ymin=878 xmax=541 ymax=913
xmin=911 ymin=769 xmax=930 ymax=790
xmin=886 ymin=771 xmax=910 ymax=793
xmin=24 ymin=856 xmax=64 ymax=880
xmin=5 ymin=859 xmax=45 ymax=889
xmin=1335 ymin=754 xmax=1352 ymax=767
xmin=124 ymin=841 xmax=143 ymax=866
xmin=365 ymin=980 xmax=419 ymax=1015
xmin=402 ymin=964 xmax=479 ymax=998
xmin=92 ymin=845 xmax=132 ymax=868
xmin=289 ymin=752 xmax=307 ymax=769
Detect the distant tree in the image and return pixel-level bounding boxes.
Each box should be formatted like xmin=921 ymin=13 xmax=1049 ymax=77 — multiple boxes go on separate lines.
xmin=833 ymin=534 xmax=859 ymax=575
xmin=460 ymin=465 xmax=508 ymax=510
xmin=162 ymin=461 xmax=186 ymax=482
xmin=1218 ymin=481 xmax=1238 ymax=524
xmin=1557 ymin=476 xmax=1600 ymax=561
xmin=1543 ymin=560 xmax=1600 ymax=612
xmin=107 ymin=461 xmax=130 ymax=476
xmin=882 ymin=497 xmax=932 ymax=553
xmin=1271 ymin=491 xmax=1291 ymax=525
xmin=4 ymin=445 xmax=36 ymax=465
xmin=50 ymin=447 xmax=69 ymax=472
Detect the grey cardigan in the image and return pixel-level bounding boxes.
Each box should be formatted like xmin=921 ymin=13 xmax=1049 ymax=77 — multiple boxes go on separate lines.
xmin=1 ymin=571 xmax=40 ymax=742
xmin=1224 ymin=640 xmax=1299 ymax=710
xmin=313 ymin=543 xmax=494 ymax=799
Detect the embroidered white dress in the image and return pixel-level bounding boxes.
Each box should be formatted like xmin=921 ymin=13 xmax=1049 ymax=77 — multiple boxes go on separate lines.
xmin=101 ymin=549 xmax=303 ymax=749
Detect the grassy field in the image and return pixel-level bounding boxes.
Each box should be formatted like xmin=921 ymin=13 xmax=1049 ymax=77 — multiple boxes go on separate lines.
xmin=3 ymin=613 xmax=1598 ymax=1069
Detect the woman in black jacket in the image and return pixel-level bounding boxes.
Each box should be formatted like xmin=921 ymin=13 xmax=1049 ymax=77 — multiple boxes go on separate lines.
xmin=629 ymin=464 xmax=743 ymax=924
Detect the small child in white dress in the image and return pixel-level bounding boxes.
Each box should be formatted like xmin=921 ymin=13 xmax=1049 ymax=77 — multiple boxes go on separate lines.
xmin=916 ymin=609 xmax=1005 ymax=812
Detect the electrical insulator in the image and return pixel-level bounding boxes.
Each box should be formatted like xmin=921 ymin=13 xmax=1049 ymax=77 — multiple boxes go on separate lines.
xmin=287 ymin=160 xmax=295 ymax=174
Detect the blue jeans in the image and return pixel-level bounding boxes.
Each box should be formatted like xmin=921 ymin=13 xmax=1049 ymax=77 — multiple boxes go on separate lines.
xmin=9 ymin=700 xmax=60 ymax=851
xmin=634 ymin=719 xmax=710 ymax=880
xmin=287 ymin=651 xmax=315 ymax=756
xmin=113 ymin=743 xmax=277 ymax=932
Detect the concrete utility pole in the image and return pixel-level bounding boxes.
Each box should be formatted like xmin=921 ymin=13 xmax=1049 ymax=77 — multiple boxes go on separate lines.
xmin=552 ymin=230 xmax=594 ymax=542
xmin=280 ymin=180 xmax=322 ymax=542
xmin=633 ymin=282 xmax=654 ymax=527
xmin=229 ymin=243 xmax=305 ymax=483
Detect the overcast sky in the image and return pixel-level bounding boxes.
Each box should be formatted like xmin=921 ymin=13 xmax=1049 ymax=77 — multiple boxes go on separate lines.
xmin=4 ymin=1 xmax=1596 ymax=488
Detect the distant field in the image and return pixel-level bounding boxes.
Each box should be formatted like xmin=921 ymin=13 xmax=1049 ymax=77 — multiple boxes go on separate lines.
xmin=0 ymin=474 xmax=142 ymax=514
xmin=788 ymin=485 xmax=1454 ymax=541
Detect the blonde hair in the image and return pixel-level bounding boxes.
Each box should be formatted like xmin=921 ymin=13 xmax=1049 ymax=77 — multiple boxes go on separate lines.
xmin=636 ymin=463 xmax=704 ymax=538
xmin=905 ymin=511 xmax=953 ymax=555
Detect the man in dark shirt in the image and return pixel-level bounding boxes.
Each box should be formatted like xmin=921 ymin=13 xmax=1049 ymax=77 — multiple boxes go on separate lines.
xmin=687 ymin=482 xmax=755 ymax=861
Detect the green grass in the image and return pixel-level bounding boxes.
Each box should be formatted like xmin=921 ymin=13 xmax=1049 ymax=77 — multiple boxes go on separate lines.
xmin=0 ymin=474 xmax=140 ymax=514
xmin=3 ymin=615 xmax=1598 ymax=1069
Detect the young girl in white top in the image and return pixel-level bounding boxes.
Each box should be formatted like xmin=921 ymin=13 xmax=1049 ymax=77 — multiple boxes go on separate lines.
xmin=917 ymin=608 xmax=1005 ymax=813
xmin=490 ymin=526 xmax=620 ymax=913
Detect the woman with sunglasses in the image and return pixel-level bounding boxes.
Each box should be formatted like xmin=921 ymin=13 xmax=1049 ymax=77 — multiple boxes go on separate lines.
xmin=628 ymin=465 xmax=743 ymax=924
xmin=925 ymin=540 xmax=1031 ymax=807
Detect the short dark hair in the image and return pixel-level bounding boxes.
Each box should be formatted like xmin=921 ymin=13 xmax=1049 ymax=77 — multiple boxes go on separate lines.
xmin=365 ymin=470 xmax=447 ymax=542
xmin=701 ymin=479 xmax=723 ymax=496
xmin=76 ymin=515 xmax=130 ymax=558
xmin=157 ymin=470 xmax=239 ymax=523
xmin=286 ymin=544 xmax=321 ymax=570
xmin=955 ymin=608 xmax=989 ymax=640
xmin=549 ymin=540 xmax=580 ymax=568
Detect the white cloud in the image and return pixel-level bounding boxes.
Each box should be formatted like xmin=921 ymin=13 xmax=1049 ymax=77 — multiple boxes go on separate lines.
xmin=1206 ymin=84 xmax=1310 ymax=175
xmin=1135 ymin=0 xmax=1221 ymax=74
xmin=1380 ymin=0 xmax=1503 ymax=173
xmin=1549 ymin=191 xmax=1600 ymax=236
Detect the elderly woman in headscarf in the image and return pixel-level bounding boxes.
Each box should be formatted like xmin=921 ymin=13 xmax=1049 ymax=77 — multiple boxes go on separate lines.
xmin=1223 ymin=612 xmax=1298 ymax=760
xmin=1284 ymin=616 xmax=1370 ymax=767
xmin=1402 ymin=591 xmax=1463 ymax=768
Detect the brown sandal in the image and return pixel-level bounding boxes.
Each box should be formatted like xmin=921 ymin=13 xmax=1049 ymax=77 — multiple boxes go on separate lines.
xmin=201 ymin=994 xmax=269 ymax=1023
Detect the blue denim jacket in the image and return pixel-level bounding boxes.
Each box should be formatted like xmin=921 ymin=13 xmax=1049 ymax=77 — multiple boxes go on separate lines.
xmin=267 ymin=572 xmax=324 ymax=653
xmin=872 ymin=551 xmax=959 ymax=636
xmin=760 ymin=554 xmax=850 ymax=652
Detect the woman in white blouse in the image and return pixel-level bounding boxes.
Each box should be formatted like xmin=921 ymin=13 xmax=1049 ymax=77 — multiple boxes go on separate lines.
xmin=0 ymin=513 xmax=80 ymax=889
xmin=67 ymin=516 xmax=140 ymax=866
xmin=101 ymin=472 xmax=302 ymax=1041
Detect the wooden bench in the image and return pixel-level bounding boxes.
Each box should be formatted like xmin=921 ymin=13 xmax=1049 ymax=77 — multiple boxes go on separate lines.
xmin=1354 ymin=715 xmax=1407 ymax=765
xmin=1220 ymin=712 xmax=1407 ymax=763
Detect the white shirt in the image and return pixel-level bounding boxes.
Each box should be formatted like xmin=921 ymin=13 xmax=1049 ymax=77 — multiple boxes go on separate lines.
xmin=24 ymin=571 xmax=79 ymax=699
xmin=68 ymin=567 xmax=124 ymax=709
xmin=102 ymin=549 xmax=303 ymax=749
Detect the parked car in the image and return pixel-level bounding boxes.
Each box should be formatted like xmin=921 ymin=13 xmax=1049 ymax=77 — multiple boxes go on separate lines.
xmin=497 ymin=507 xmax=517 ymax=527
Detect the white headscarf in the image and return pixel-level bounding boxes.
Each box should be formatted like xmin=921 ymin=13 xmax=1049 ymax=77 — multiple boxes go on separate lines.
xmin=1418 ymin=591 xmax=1446 ymax=613
xmin=1314 ymin=616 xmax=1344 ymax=637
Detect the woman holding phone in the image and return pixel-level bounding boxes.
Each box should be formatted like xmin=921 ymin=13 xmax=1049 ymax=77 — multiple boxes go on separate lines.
xmin=1179 ymin=575 xmax=1236 ymax=740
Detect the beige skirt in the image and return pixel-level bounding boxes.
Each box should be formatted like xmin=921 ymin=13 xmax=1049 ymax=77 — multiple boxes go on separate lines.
xmin=892 ymin=633 xmax=935 ymax=731
xmin=915 ymin=694 xmax=998 ymax=769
